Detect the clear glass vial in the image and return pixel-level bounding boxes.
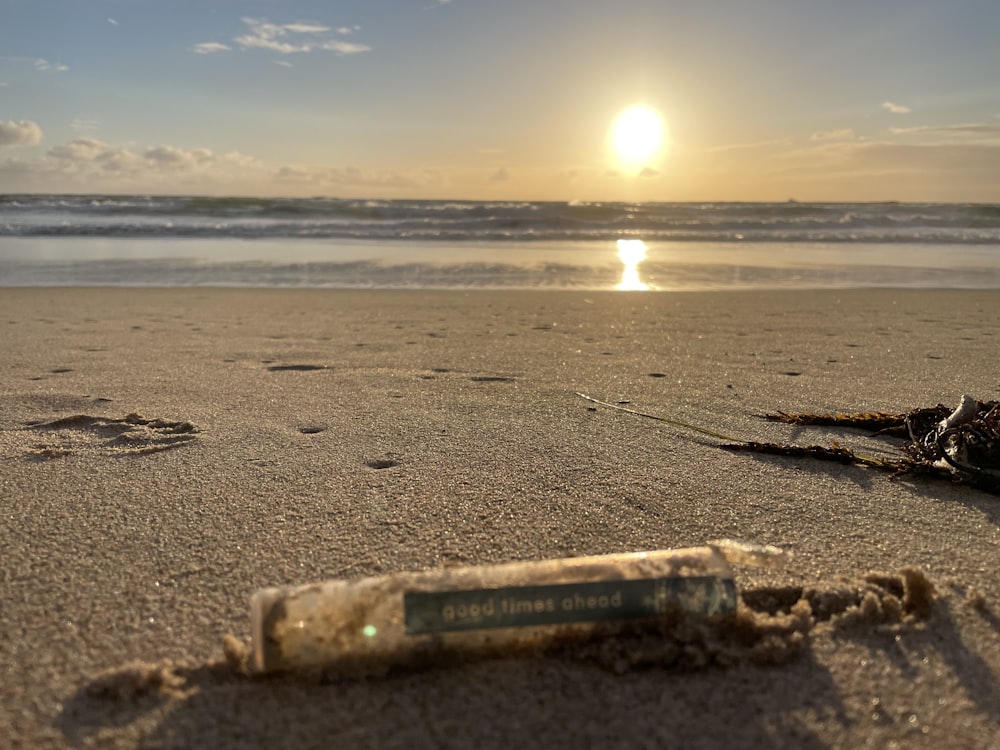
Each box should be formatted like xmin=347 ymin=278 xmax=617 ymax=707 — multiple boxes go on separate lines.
xmin=251 ymin=545 xmax=745 ymax=676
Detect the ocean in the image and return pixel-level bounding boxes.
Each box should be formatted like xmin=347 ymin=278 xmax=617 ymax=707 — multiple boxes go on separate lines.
xmin=2 ymin=195 xmax=999 ymax=290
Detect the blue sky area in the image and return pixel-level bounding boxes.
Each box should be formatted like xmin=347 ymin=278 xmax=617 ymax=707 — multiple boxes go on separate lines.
xmin=2 ymin=0 xmax=999 ymax=200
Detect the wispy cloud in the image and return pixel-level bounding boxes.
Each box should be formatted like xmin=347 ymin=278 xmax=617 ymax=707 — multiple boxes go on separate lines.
xmin=889 ymin=124 xmax=1000 ymax=139
xmin=193 ymin=42 xmax=231 ymax=55
xmin=0 ymin=120 xmax=43 ymax=147
xmin=282 ymin=23 xmax=330 ymax=34
xmin=107 ymin=18 xmax=119 ymax=27
xmin=756 ymin=134 xmax=1000 ymax=201
xmin=882 ymin=101 xmax=911 ymax=115
xmin=810 ymin=129 xmax=856 ymax=142
xmin=488 ymin=167 xmax=510 ymax=183
xmin=71 ymin=117 xmax=100 ymax=132
xmin=275 ymin=164 xmax=424 ymax=190
xmin=320 ymin=40 xmax=371 ymax=55
xmin=701 ymin=137 xmax=793 ymax=154
xmin=227 ymin=17 xmax=371 ymax=56
xmin=793 ymin=140 xmax=1000 ymax=175
xmin=0 ymin=56 xmax=69 ymax=72
xmin=33 ymin=58 xmax=69 ymax=72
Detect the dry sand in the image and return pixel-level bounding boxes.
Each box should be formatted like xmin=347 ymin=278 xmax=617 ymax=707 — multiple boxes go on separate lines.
xmin=1 ymin=287 xmax=999 ymax=749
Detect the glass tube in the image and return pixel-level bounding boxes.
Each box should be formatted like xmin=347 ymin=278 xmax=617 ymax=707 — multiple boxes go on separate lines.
xmin=252 ymin=545 xmax=741 ymax=676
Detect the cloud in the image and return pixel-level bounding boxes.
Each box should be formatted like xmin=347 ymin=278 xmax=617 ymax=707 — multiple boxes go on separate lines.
xmin=220 ymin=151 xmax=262 ymax=169
xmin=46 ymin=139 xmax=146 ymax=175
xmin=889 ymin=124 xmax=1000 ymax=139
xmin=145 ymin=145 xmax=215 ymax=168
xmin=702 ymin=138 xmax=793 ymax=154
xmin=7 ymin=134 xmax=449 ymax=196
xmin=0 ymin=56 xmax=68 ymax=72
xmin=488 ymin=167 xmax=510 ymax=183
xmin=2 ymin=136 xmax=267 ymax=191
xmin=882 ymin=101 xmax=911 ymax=115
xmin=96 ymin=147 xmax=145 ymax=173
xmin=48 ymin=138 xmax=110 ymax=161
xmin=0 ymin=120 xmax=43 ymax=146
xmin=320 ymin=40 xmax=371 ymax=55
xmin=0 ymin=157 xmax=39 ymax=177
xmin=768 ymin=137 xmax=1000 ymax=194
xmin=32 ymin=58 xmax=69 ymax=72
xmin=44 ymin=138 xmax=257 ymax=174
xmin=40 ymin=138 xmax=146 ymax=176
xmin=283 ymin=23 xmax=330 ymax=34
xmin=143 ymin=146 xmax=261 ymax=170
xmin=861 ymin=141 xmax=999 ymax=175
xmin=275 ymin=164 xmax=420 ymax=189
xmin=107 ymin=18 xmax=119 ymax=27
xmin=637 ymin=166 xmax=660 ymax=178
xmin=232 ymin=17 xmax=370 ymax=56
xmin=724 ymin=121 xmax=1000 ymax=197
xmin=193 ymin=42 xmax=231 ymax=55
xmin=71 ymin=117 xmax=100 ymax=132
xmin=810 ymin=128 xmax=856 ymax=142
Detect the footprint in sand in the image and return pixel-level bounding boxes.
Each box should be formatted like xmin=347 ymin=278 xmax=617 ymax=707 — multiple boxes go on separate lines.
xmin=266 ymin=364 xmax=329 ymax=372
xmin=4 ymin=414 xmax=199 ymax=460
xmin=468 ymin=376 xmax=516 ymax=383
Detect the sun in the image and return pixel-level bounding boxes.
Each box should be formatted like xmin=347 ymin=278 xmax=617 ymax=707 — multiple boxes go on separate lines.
xmin=610 ymin=106 xmax=665 ymax=166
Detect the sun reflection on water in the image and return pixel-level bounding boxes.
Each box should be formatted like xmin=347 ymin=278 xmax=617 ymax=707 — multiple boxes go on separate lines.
xmin=615 ymin=239 xmax=650 ymax=290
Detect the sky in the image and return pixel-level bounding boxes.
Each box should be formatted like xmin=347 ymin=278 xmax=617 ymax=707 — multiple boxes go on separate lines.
xmin=1 ymin=0 xmax=999 ymax=202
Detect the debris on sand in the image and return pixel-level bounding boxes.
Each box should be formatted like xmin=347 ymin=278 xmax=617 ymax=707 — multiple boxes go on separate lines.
xmin=578 ymin=393 xmax=1000 ymax=495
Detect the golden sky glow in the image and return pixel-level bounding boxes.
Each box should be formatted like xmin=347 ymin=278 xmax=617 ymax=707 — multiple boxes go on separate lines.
xmin=1 ymin=2 xmax=999 ymax=201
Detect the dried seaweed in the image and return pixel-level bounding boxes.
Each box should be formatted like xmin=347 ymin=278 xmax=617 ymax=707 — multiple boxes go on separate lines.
xmin=721 ymin=442 xmax=865 ymax=465
xmin=764 ymin=411 xmax=913 ymax=437
xmin=578 ymin=393 xmax=1000 ymax=496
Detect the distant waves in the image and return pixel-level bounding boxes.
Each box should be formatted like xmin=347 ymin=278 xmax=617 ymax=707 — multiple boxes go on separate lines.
xmin=2 ymin=195 xmax=999 ymax=244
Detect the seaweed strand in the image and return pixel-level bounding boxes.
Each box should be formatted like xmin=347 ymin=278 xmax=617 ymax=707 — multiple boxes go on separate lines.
xmin=578 ymin=393 xmax=1000 ymax=496
xmin=576 ymin=393 xmax=889 ymax=467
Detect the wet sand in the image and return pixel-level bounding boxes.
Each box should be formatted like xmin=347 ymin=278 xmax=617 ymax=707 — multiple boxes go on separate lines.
xmin=2 ymin=287 xmax=999 ymax=748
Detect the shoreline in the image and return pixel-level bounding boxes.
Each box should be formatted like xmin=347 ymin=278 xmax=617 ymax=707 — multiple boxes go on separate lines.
xmin=3 ymin=287 xmax=999 ymax=748
xmin=4 ymin=235 xmax=1000 ymax=292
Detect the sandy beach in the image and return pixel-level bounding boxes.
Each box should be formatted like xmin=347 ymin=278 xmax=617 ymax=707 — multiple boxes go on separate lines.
xmin=2 ymin=287 xmax=999 ymax=748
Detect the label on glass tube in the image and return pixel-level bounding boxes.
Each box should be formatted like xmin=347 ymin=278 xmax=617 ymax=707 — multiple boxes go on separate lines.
xmin=403 ymin=576 xmax=737 ymax=635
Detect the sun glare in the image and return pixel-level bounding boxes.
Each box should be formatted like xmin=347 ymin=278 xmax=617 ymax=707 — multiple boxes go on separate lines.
xmin=615 ymin=239 xmax=650 ymax=290
xmin=610 ymin=106 xmax=664 ymax=166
